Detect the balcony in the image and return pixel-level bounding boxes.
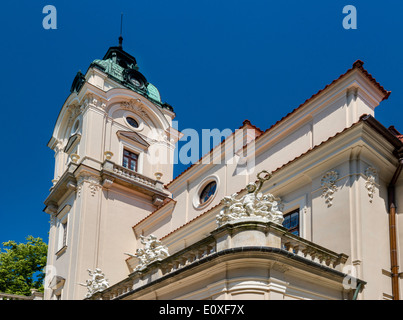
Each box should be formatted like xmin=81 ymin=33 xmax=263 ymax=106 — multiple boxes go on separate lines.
xmin=101 ymin=160 xmax=170 ymax=206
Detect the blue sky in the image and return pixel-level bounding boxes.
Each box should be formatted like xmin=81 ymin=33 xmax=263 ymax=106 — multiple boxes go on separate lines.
xmin=0 ymin=0 xmax=402 ymax=247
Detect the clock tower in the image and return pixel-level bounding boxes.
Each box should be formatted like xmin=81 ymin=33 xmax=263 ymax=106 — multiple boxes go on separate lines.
xmin=43 ymin=40 xmax=179 ymax=300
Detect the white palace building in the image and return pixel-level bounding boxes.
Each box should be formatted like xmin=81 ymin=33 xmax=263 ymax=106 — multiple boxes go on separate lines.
xmin=43 ymin=39 xmax=403 ymax=300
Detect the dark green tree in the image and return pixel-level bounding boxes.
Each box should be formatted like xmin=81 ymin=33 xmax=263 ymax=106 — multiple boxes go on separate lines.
xmin=0 ymin=236 xmax=48 ymax=296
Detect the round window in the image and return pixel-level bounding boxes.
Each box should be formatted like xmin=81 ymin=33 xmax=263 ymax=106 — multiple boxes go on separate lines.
xmin=126 ymin=117 xmax=139 ymax=129
xmin=199 ymin=181 xmax=217 ymax=204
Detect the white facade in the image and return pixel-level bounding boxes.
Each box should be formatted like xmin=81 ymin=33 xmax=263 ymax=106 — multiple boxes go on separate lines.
xmin=43 ymin=45 xmax=403 ymax=300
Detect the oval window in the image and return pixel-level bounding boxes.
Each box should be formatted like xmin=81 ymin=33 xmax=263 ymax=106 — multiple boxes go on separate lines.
xmin=126 ymin=117 xmax=139 ymax=129
xmin=199 ymin=181 xmax=217 ymax=204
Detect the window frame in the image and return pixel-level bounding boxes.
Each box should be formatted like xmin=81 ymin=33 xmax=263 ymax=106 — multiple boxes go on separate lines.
xmin=55 ymin=205 xmax=71 ymax=256
xmin=126 ymin=116 xmax=139 ymax=129
xmin=118 ymin=138 xmax=144 ymax=175
xmin=199 ymin=181 xmax=217 ymax=205
xmin=122 ymin=148 xmax=139 ymax=172
xmin=282 ymin=209 xmax=300 ymax=236
xmin=193 ymin=175 xmax=220 ymax=210
xmin=123 ymin=112 xmax=144 ymax=132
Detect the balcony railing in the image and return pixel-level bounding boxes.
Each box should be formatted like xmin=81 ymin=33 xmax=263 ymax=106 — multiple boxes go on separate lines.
xmin=101 ymin=160 xmax=167 ymax=195
xmin=281 ymin=232 xmax=348 ymax=269
xmin=91 ymin=220 xmax=350 ymax=300
xmin=112 ymin=164 xmax=161 ymax=188
xmin=0 ymin=290 xmax=43 ymax=300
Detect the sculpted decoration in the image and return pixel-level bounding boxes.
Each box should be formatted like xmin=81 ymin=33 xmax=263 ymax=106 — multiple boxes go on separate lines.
xmin=320 ymin=170 xmax=339 ymax=207
xmin=216 ymin=170 xmax=284 ymax=227
xmin=364 ymin=166 xmax=377 ymax=203
xmin=79 ymin=268 xmax=109 ymax=298
xmin=126 ymin=235 xmax=170 ymax=272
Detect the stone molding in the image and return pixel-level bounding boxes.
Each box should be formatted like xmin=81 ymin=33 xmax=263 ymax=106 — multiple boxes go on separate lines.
xmin=82 ymin=93 xmax=107 ymax=111
xmin=77 ymin=173 xmax=101 ymax=197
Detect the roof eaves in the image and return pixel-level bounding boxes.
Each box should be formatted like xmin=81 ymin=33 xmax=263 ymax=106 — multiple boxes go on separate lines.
xmin=164 ymin=120 xmax=263 ymax=189
xmin=132 ymin=198 xmax=176 ymax=230
xmin=164 ymin=60 xmax=390 ymax=190
xmin=261 ymin=60 xmax=390 ymax=138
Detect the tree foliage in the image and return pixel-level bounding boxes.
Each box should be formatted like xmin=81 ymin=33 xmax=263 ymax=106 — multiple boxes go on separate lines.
xmin=0 ymin=236 xmax=48 ymax=296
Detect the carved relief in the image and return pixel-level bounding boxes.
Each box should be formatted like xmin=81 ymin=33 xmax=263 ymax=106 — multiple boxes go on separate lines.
xmin=120 ymin=99 xmax=150 ymax=120
xmin=77 ymin=174 xmax=101 ymax=197
xmin=321 ymin=170 xmax=339 ymax=207
xmin=66 ymin=102 xmax=80 ymax=121
xmin=216 ymin=170 xmax=284 ymax=227
xmin=125 ymin=235 xmax=170 ymax=272
xmin=82 ymin=93 xmax=107 ymax=111
xmin=364 ymin=166 xmax=377 ymax=203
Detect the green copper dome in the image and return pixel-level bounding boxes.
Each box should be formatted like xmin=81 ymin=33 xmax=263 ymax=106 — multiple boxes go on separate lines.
xmin=88 ymin=45 xmax=172 ymax=111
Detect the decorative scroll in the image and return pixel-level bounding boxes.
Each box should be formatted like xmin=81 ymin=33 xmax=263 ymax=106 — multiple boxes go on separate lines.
xmin=125 ymin=235 xmax=169 ymax=272
xmin=321 ymin=170 xmax=339 ymax=207
xmin=216 ymin=170 xmax=284 ymax=227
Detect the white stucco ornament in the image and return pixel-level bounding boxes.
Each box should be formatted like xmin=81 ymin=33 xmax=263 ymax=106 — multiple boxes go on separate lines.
xmin=364 ymin=167 xmax=377 ymax=203
xmin=126 ymin=235 xmax=170 ymax=272
xmin=79 ymin=268 xmax=109 ymax=298
xmin=321 ymin=170 xmax=339 ymax=207
xmin=216 ymin=170 xmax=284 ymax=227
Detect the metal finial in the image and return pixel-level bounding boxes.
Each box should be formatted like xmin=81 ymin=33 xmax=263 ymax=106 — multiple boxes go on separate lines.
xmin=118 ymin=13 xmax=123 ymax=48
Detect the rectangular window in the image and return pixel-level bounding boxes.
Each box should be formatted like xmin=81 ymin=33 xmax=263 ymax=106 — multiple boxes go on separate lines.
xmin=62 ymin=221 xmax=67 ymax=247
xmin=56 ymin=218 xmax=68 ymax=255
xmin=282 ymin=209 xmax=299 ymax=236
xmin=55 ymin=205 xmax=71 ymax=255
xmin=123 ymin=149 xmax=138 ymax=171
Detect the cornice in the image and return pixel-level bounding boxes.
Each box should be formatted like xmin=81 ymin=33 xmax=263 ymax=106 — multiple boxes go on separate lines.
xmin=44 ymin=157 xmax=172 ymax=212
xmin=43 ymin=162 xmax=78 ymax=212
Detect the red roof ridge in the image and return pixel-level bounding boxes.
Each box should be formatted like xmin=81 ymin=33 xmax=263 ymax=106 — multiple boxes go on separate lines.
xmin=160 ymin=201 xmax=223 ymax=241
xmin=388 ymin=125 xmax=402 ymax=136
xmin=352 ymin=60 xmax=391 ymax=100
xmin=261 ymin=60 xmax=390 ymax=137
xmin=132 ymin=198 xmax=176 ymax=230
xmin=164 ymin=61 xmax=390 ymax=190
xmin=164 ymin=119 xmax=262 ymax=188
xmin=242 ymin=119 xmax=264 ymax=133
